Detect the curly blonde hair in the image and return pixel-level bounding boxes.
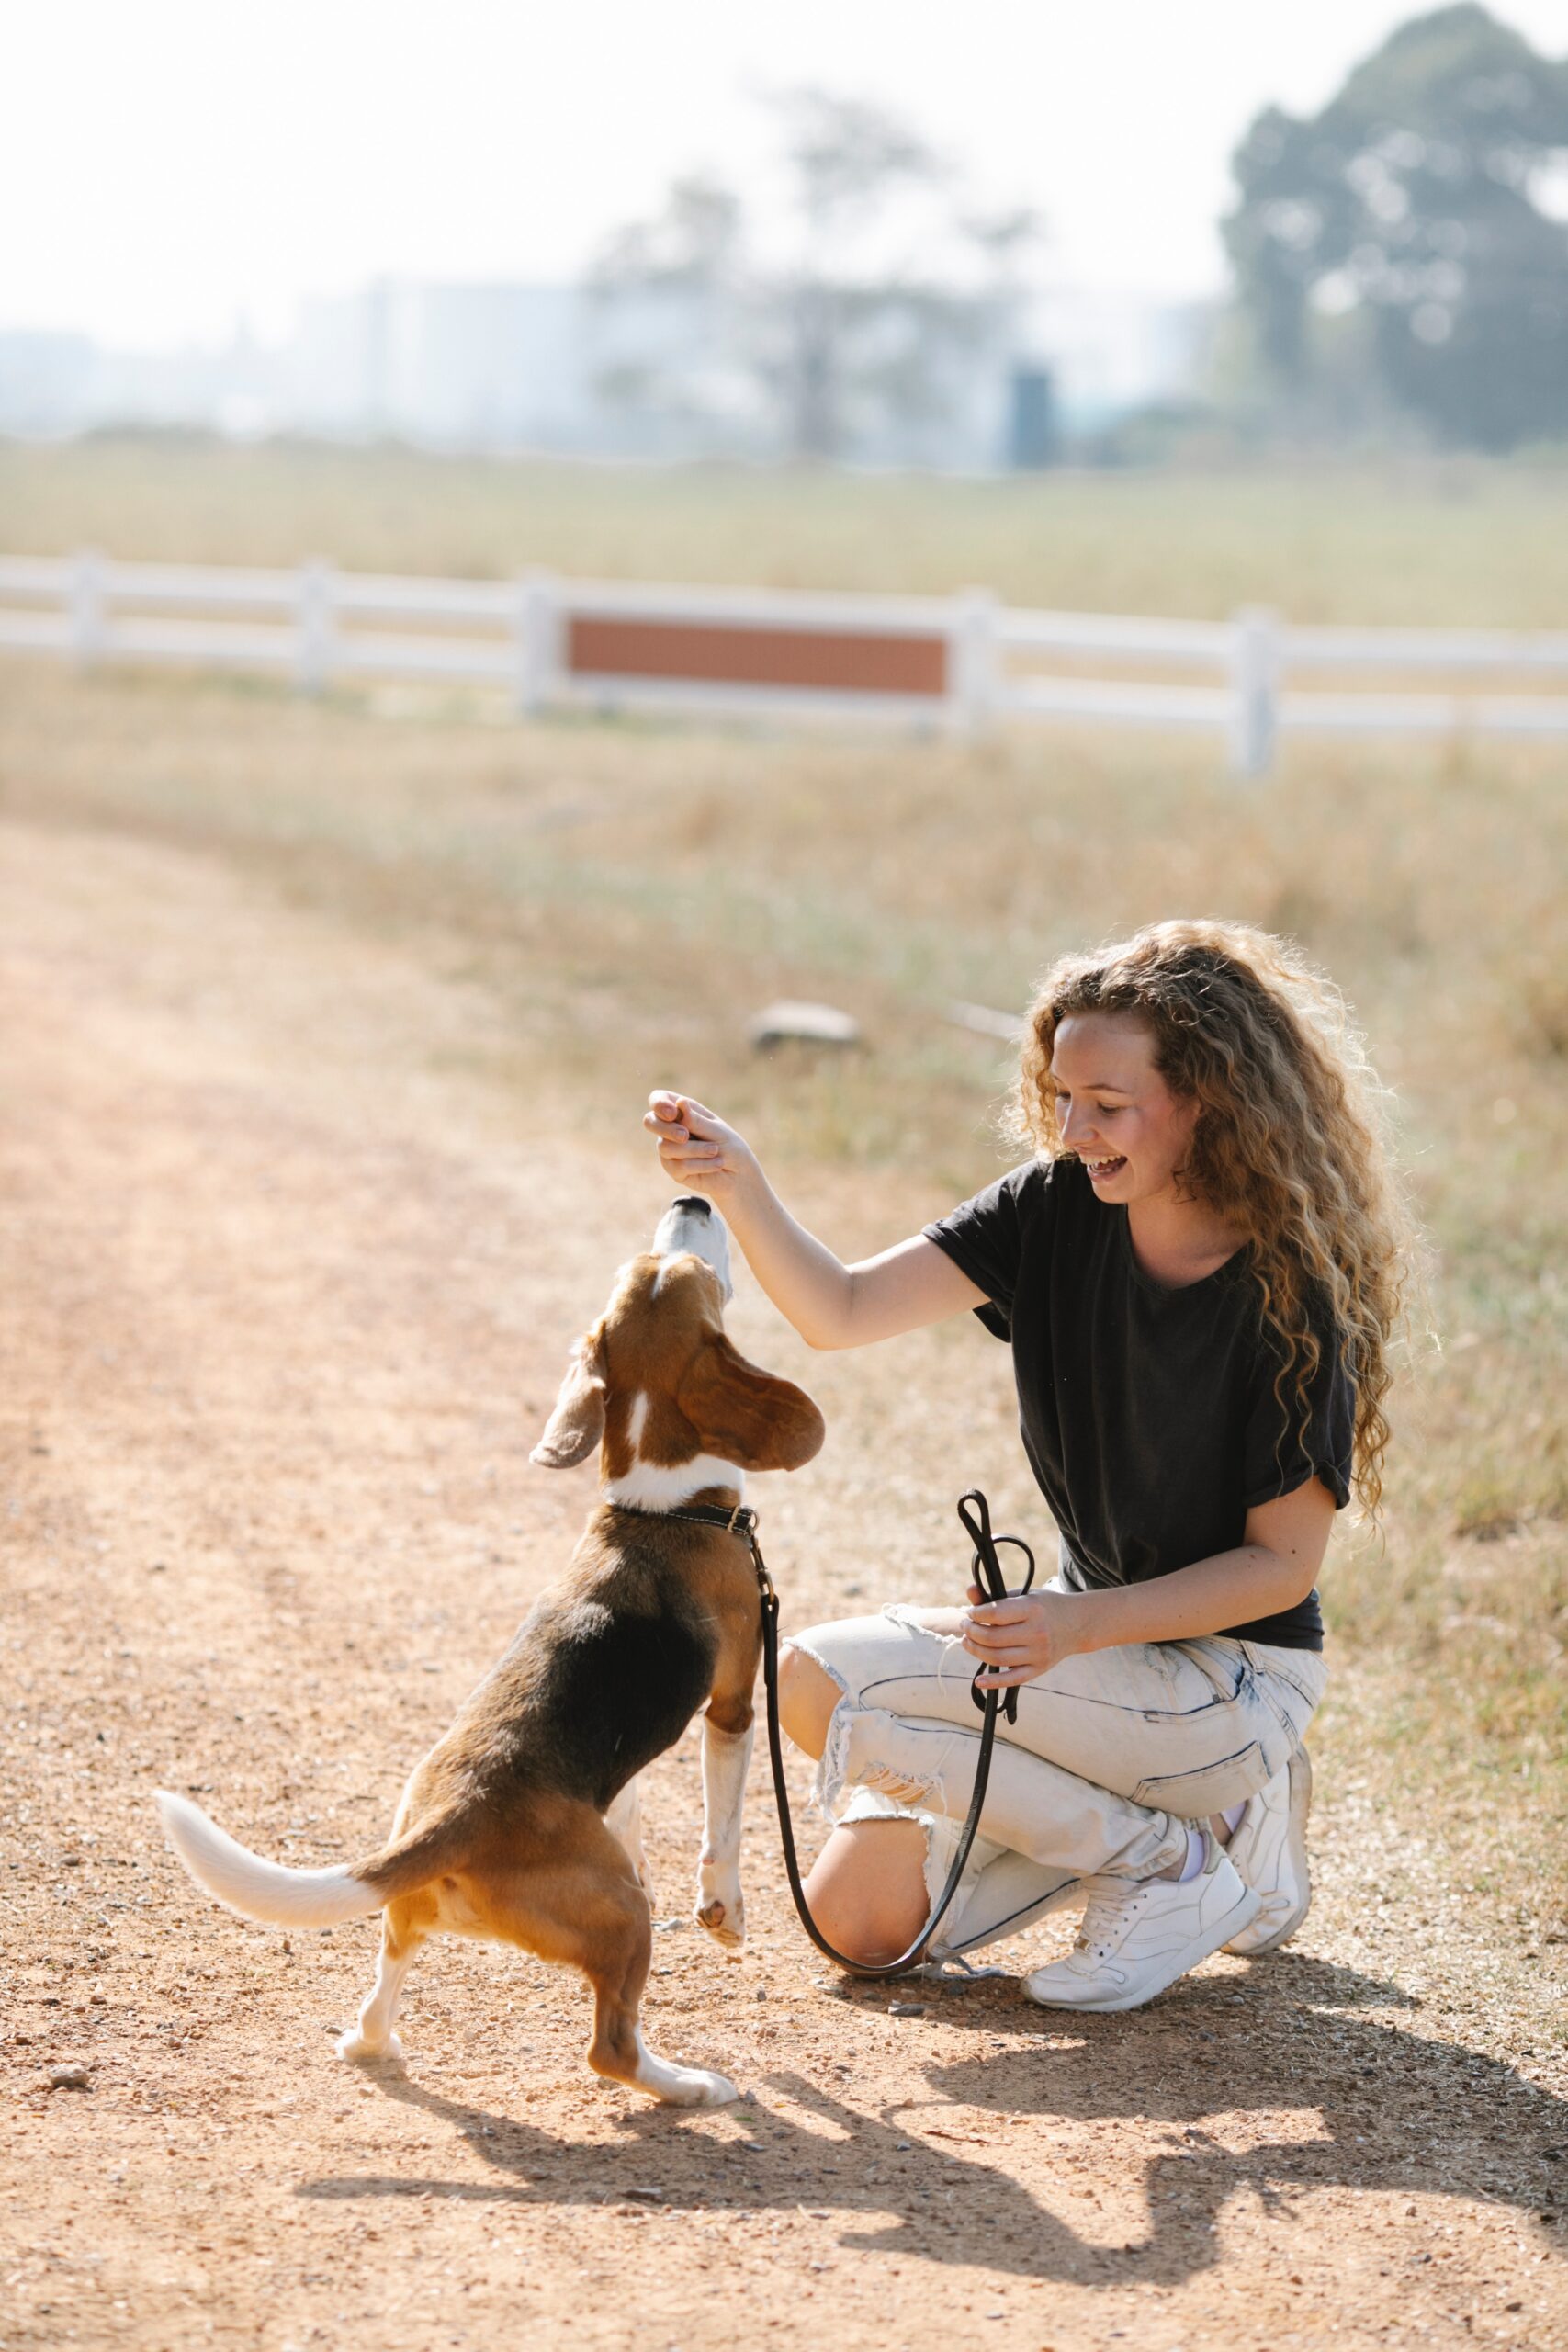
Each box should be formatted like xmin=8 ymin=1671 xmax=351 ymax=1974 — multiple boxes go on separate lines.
xmin=1010 ymin=919 xmax=1418 ymax=1518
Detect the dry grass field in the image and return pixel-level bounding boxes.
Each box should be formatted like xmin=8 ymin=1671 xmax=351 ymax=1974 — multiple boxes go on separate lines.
xmin=2 ymin=439 xmax=1564 ymax=2350
xmin=6 ymin=432 xmax=1568 ymax=620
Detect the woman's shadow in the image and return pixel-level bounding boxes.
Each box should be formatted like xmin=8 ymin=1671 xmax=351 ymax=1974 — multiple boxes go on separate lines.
xmin=298 ymin=1951 xmax=1567 ymax=2288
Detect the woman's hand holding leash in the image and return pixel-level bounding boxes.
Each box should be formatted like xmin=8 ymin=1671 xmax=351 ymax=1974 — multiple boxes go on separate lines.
xmin=961 ymin=1586 xmax=1092 ymax=1690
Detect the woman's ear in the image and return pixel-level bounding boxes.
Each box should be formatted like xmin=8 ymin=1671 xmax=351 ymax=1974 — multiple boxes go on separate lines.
xmin=530 ymin=1329 xmax=608 ymax=1468
xmin=675 ymin=1335 xmax=825 ymax=1473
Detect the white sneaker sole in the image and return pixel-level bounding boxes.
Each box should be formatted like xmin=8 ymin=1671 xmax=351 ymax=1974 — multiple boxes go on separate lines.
xmin=1023 ymin=1881 xmax=1262 ymax=2014
xmin=1225 ymin=1747 xmax=1313 ymax=1956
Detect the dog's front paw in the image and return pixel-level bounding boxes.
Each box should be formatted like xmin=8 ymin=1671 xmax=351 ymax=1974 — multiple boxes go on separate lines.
xmin=695 ymin=1878 xmax=746 ymax=1951
xmin=336 ymin=2028 xmax=405 ymax=2069
xmin=664 ymin=2064 xmax=739 ymax=2109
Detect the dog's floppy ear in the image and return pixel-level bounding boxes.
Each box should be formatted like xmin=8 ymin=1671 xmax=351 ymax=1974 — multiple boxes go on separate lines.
xmin=530 ymin=1329 xmax=608 ymax=1468
xmin=676 ymin=1335 xmax=825 ymax=1474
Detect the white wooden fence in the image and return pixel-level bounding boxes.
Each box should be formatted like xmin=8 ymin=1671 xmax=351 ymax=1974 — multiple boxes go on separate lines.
xmin=4 ymin=548 xmax=1568 ymax=777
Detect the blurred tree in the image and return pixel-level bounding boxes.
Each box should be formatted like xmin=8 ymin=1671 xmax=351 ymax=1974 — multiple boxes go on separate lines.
xmin=1224 ymin=4 xmax=1568 ymax=448
xmin=592 ymin=175 xmax=747 ymax=299
xmin=591 ymin=90 xmax=1042 ymax=462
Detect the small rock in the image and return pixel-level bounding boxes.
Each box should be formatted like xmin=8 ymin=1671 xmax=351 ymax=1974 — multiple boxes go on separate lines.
xmin=747 ymin=1001 xmax=862 ymax=1052
xmin=888 ymin=2000 xmax=927 ymax=2018
xmin=623 ymin=2185 xmax=663 ymax=2203
xmin=753 ymin=1986 xmax=768 ymax=2001
xmin=48 ymin=2064 xmax=89 ymax=2090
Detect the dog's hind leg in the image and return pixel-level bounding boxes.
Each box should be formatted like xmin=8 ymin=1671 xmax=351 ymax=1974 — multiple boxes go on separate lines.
xmin=587 ymin=1896 xmax=737 ymax=2109
xmin=604 ymin=1772 xmax=652 ymax=1905
xmin=338 ymin=1895 xmax=428 ymax=2066
xmin=495 ymin=1815 xmax=737 ymax=2108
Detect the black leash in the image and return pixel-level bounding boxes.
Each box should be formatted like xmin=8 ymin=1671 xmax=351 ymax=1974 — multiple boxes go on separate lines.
xmin=616 ymin=1487 xmax=1033 ymax=1980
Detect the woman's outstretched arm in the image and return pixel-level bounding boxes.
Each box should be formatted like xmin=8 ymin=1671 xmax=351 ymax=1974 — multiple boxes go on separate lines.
xmin=644 ymin=1090 xmax=984 ymax=1349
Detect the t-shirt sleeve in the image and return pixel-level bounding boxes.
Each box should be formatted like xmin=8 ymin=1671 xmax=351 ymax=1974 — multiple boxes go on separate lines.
xmin=922 ymin=1161 xmax=1042 ymax=1343
xmin=1242 ymin=1302 xmax=1357 ymax=1512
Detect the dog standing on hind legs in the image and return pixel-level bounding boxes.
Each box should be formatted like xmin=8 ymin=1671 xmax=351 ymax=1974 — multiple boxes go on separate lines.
xmin=157 ymin=1196 xmax=824 ymax=2108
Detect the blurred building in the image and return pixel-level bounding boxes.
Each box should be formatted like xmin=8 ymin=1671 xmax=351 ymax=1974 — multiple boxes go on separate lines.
xmin=0 ymin=332 xmax=99 ymax=434
xmin=0 ymin=278 xmax=1213 ymax=469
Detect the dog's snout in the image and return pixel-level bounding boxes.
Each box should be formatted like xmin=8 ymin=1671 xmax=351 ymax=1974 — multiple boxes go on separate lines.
xmin=652 ymin=1194 xmax=733 ymax=1300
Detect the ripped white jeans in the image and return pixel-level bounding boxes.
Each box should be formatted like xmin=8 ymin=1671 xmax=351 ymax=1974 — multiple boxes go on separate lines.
xmin=790 ymin=1597 xmax=1327 ymax=1960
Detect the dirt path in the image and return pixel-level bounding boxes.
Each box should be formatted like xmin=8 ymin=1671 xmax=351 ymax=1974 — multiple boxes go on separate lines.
xmin=2 ymin=812 xmax=1563 ymax=2352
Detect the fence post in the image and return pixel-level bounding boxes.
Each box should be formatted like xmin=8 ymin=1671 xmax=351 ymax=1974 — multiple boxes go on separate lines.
xmin=69 ymin=548 xmax=107 ymax=671
xmin=296 ymin=558 xmax=336 ymax=694
xmin=1229 ymin=605 xmax=1280 ymax=779
xmin=950 ymin=585 xmax=1000 ymax=738
xmin=513 ymin=569 xmax=559 ymax=717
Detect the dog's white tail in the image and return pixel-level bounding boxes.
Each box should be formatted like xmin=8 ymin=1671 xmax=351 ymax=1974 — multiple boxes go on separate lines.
xmin=156 ymin=1791 xmax=384 ymax=1928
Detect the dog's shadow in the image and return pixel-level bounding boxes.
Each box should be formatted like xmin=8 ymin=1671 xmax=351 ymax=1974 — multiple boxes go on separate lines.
xmin=297 ymin=1951 xmax=1568 ymax=2287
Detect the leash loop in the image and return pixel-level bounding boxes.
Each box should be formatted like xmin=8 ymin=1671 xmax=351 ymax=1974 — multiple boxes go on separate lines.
xmin=955 ymin=1486 xmax=1034 ymax=1726
xmin=761 ymin=1490 xmax=1028 ymax=1979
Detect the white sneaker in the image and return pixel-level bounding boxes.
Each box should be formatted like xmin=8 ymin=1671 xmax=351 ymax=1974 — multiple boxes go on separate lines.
xmin=1223 ymin=1747 xmax=1313 ymax=1955
xmin=1023 ymin=1832 xmax=1260 ymax=2014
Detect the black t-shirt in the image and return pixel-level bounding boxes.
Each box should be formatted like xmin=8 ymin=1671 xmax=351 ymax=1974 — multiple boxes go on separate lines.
xmin=925 ymin=1157 xmax=1355 ymax=1651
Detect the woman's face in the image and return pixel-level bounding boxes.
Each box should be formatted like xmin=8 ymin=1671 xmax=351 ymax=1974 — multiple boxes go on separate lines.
xmin=1049 ymin=1012 xmax=1200 ymax=1208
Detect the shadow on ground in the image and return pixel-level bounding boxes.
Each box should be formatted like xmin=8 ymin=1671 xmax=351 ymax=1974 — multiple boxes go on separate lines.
xmin=299 ymin=1952 xmax=1567 ymax=2288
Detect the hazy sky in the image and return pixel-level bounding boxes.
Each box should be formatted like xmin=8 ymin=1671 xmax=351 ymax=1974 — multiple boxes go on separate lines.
xmin=6 ymin=1 xmax=1564 ymax=346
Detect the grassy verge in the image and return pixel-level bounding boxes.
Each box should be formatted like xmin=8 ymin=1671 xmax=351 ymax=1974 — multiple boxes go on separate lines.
xmin=5 ymin=433 xmax=1568 ymax=623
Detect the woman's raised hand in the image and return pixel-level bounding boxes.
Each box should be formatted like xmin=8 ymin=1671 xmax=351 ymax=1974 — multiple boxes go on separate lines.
xmin=644 ymin=1091 xmax=757 ymax=1205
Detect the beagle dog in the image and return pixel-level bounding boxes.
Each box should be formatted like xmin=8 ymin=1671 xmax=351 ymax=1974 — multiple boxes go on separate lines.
xmin=157 ymin=1196 xmax=824 ymax=2108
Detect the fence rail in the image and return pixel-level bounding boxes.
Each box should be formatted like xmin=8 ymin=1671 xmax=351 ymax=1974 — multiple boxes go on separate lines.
xmin=3 ymin=549 xmax=1567 ymax=775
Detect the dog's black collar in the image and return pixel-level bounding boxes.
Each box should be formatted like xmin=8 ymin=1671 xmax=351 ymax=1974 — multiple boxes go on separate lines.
xmin=604 ymin=1497 xmax=757 ymax=1540
xmin=604 ymin=1495 xmax=772 ymax=1605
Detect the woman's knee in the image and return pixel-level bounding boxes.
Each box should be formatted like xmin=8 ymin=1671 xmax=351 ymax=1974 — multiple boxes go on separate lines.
xmin=804 ymin=1821 xmax=929 ymax=1969
xmin=777 ymin=1643 xmax=843 ymax=1759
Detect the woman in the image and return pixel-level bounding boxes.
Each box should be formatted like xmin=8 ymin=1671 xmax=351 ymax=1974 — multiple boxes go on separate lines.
xmin=645 ymin=920 xmax=1412 ymax=2011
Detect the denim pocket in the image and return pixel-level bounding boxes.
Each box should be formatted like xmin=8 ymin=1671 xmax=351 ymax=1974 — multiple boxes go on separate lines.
xmin=1132 ymin=1739 xmax=1269 ymax=1818
xmin=1168 ymin=1637 xmax=1249 ymax=1707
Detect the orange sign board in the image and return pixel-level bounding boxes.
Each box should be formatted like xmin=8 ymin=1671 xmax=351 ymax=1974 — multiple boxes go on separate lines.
xmin=566 ymin=616 xmax=948 ymax=698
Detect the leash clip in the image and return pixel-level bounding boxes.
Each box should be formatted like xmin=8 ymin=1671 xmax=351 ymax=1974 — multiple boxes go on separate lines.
xmin=730 ymin=1507 xmax=775 ymax=1607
